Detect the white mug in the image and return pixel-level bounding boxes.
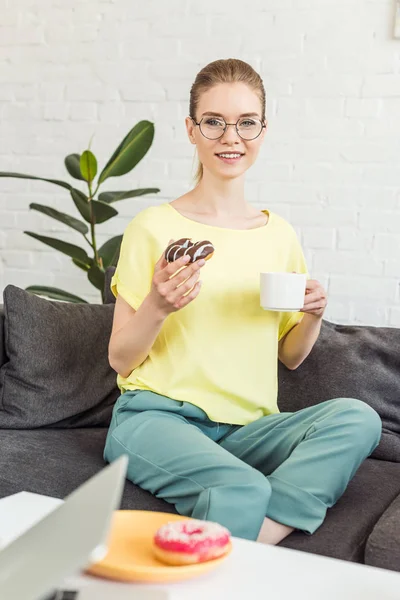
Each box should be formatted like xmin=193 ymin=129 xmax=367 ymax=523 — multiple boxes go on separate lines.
xmin=260 ymin=272 xmax=307 ymax=312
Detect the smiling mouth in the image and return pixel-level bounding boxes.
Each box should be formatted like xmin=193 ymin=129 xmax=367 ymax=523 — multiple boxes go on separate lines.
xmin=215 ymin=152 xmax=244 ymax=159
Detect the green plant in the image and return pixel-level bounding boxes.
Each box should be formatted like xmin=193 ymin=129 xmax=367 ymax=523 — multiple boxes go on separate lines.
xmin=0 ymin=121 xmax=160 ymax=303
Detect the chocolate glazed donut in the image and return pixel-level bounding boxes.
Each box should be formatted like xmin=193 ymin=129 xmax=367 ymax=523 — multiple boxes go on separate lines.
xmin=165 ymin=238 xmax=214 ymax=263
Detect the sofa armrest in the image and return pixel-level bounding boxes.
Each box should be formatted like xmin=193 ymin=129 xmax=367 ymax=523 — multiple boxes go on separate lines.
xmin=365 ymin=492 xmax=400 ymax=572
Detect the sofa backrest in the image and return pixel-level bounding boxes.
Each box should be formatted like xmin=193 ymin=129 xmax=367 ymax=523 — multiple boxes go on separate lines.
xmin=0 ymin=306 xmax=6 ymax=370
xmin=278 ymin=319 xmax=400 ymax=462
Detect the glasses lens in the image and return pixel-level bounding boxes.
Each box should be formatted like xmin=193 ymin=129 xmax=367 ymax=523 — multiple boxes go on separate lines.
xmin=200 ymin=117 xmax=226 ymax=139
xmin=237 ymin=118 xmax=263 ymax=140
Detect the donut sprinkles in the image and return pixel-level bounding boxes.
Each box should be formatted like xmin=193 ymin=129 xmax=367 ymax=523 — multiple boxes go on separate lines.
xmin=165 ymin=238 xmax=215 ymax=263
xmin=153 ymin=519 xmax=231 ymax=566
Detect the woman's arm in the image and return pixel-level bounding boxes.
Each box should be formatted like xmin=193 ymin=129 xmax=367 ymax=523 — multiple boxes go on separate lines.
xmin=278 ymin=278 xmax=327 ymax=370
xmin=108 ymin=294 xmax=166 ymax=378
xmin=108 ymin=252 xmax=206 ymax=378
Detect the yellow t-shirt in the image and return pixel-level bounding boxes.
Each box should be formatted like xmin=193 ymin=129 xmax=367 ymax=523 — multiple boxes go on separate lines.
xmin=111 ymin=202 xmax=308 ymax=425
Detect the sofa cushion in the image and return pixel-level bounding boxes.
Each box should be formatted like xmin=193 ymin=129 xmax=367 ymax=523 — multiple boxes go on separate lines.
xmin=0 ymin=428 xmax=176 ymax=513
xmin=365 ymin=490 xmax=400 ymax=572
xmin=0 ymin=285 xmax=119 ymax=428
xmin=104 ymin=267 xmax=116 ymax=305
xmin=278 ymin=320 xmax=400 ymax=462
xmin=279 ymin=458 xmax=400 ymax=563
xmin=0 ymin=427 xmax=397 ymax=564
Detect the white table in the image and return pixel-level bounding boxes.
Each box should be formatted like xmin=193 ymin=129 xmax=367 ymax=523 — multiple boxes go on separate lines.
xmin=1 ymin=492 xmax=400 ymax=600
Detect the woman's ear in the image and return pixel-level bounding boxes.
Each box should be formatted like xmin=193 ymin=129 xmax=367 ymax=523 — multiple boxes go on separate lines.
xmin=185 ymin=117 xmax=197 ymax=145
xmin=260 ymin=119 xmax=268 ymax=141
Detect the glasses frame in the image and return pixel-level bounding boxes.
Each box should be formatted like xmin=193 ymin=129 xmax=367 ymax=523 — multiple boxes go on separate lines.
xmin=190 ymin=116 xmax=266 ymax=141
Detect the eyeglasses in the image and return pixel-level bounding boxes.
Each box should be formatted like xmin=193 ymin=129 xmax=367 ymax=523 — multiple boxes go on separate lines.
xmin=191 ymin=116 xmax=266 ymax=141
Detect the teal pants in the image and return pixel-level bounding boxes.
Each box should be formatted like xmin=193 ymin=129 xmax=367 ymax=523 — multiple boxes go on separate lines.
xmin=104 ymin=391 xmax=382 ymax=541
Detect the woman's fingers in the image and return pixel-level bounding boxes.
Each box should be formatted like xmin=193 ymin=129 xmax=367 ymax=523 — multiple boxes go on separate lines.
xmin=168 ymin=269 xmax=202 ymax=305
xmin=155 ymin=254 xmax=190 ymax=280
xmin=154 ymin=240 xmax=175 ymax=273
xmin=176 ymin=280 xmax=202 ymax=309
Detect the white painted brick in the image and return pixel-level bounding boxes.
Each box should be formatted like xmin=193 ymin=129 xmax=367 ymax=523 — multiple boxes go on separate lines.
xmin=0 ymin=26 xmax=44 ymax=46
xmin=38 ymin=83 xmax=65 ymax=103
xmin=151 ymin=16 xmax=209 ymax=38
xmin=337 ymin=229 xmax=375 ymax=252
xmin=353 ymin=305 xmax=390 ymax=326
xmin=373 ymin=233 xmax=400 ymax=258
xmin=384 ymin=260 xmax=400 ymax=278
xmin=292 ymin=76 xmax=363 ymax=98
xmin=362 ymin=76 xmax=400 ymax=97
xmin=2 ymin=250 xmax=34 ymax=268
xmin=3 ymin=268 xmax=55 ymax=288
xmin=0 ymin=212 xmax=17 ymax=229
xmin=360 ymin=166 xmax=400 ymax=186
xmin=329 ymin=275 xmax=397 ymax=302
xmin=359 ymin=210 xmax=400 ymax=233
xmin=340 ymin=143 xmax=399 ymax=164
xmin=323 ymin=301 xmax=353 ymax=325
xmin=389 ymin=308 xmax=400 ymax=327
xmin=326 ymin=187 xmax=397 ymax=209
xmin=3 ymin=102 xmax=43 ymax=121
xmin=345 ymin=98 xmax=381 ymax=118
xmin=291 ymin=163 xmax=364 ymax=186
xmin=364 ymin=119 xmax=400 ymax=137
xmin=314 ymin=251 xmax=384 ymax=276
xmin=122 ymin=83 xmax=166 ymax=103
xmin=380 ymin=99 xmax=400 ymax=119
xmin=291 ymin=206 xmax=357 ymax=227
xmin=32 ymin=251 xmax=64 ymax=271
xmin=121 ymin=38 xmax=179 ymax=62
xmin=210 ymin=13 xmax=274 ymax=36
xmin=65 ymin=84 xmax=119 ymax=102
xmin=301 ymin=228 xmax=335 ymax=249
xmin=1 ymin=0 xmax=399 ymax=325
xmin=69 ymin=102 xmax=98 ymax=121
xmin=44 ymin=103 xmax=70 ymax=121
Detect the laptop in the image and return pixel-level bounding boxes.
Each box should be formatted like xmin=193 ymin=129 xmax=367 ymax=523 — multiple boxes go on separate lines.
xmin=0 ymin=455 xmax=128 ymax=600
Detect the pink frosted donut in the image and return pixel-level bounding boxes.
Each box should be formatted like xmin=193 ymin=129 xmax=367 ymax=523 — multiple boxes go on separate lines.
xmin=153 ymin=519 xmax=231 ymax=566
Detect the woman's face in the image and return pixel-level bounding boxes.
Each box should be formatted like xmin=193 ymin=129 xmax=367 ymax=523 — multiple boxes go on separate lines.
xmin=186 ymin=82 xmax=267 ymax=181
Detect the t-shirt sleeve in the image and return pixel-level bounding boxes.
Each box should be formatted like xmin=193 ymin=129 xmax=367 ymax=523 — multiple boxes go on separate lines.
xmin=110 ymin=213 xmax=158 ymax=311
xmin=278 ymin=230 xmax=310 ymax=342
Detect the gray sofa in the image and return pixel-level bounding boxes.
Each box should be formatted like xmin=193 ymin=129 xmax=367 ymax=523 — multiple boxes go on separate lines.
xmin=1 ymin=275 xmax=400 ymax=572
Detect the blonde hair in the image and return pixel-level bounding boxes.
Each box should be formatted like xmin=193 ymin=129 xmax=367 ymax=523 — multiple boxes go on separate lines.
xmin=189 ymin=58 xmax=266 ymax=186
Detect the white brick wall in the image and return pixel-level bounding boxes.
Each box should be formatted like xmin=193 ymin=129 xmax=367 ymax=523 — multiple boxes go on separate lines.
xmin=0 ymin=0 xmax=399 ymax=326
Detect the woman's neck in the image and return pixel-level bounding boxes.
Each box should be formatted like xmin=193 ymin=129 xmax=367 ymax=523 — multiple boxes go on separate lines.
xmin=190 ymin=175 xmax=250 ymax=217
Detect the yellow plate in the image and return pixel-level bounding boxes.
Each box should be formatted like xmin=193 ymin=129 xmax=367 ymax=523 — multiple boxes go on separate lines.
xmin=86 ymin=510 xmax=232 ymax=583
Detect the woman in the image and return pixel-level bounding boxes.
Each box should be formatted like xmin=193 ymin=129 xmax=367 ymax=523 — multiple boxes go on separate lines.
xmin=105 ymin=58 xmax=381 ymax=544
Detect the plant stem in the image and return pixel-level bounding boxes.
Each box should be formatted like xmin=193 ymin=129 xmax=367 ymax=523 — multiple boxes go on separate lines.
xmin=83 ymin=234 xmax=94 ymax=249
xmin=88 ymin=180 xmax=99 ymax=265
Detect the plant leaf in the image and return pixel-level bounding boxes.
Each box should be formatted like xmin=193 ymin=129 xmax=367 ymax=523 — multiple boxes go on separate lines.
xmin=98 ymin=235 xmax=122 ymax=268
xmin=0 ymin=172 xmax=72 ymax=190
xmin=64 ymin=154 xmax=85 ymax=181
xmin=98 ymin=188 xmax=160 ymax=204
xmin=70 ymin=189 xmax=118 ymax=224
xmin=30 ymin=203 xmax=89 ymax=235
xmin=24 ymin=232 xmax=91 ymax=263
xmin=98 ymin=121 xmax=155 ymax=184
xmin=25 ymin=286 xmax=88 ymax=304
xmin=92 ymin=200 xmax=118 ymax=224
xmin=80 ymin=150 xmax=98 ymax=183
xmin=87 ymin=263 xmax=105 ymax=291
xmin=70 ymin=188 xmax=91 ymax=222
xmin=72 ymin=258 xmax=93 ymax=272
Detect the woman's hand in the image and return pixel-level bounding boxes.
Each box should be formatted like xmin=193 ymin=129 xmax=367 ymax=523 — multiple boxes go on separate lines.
xmin=300 ymin=279 xmax=327 ymax=318
xmin=148 ymin=242 xmax=205 ymax=317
